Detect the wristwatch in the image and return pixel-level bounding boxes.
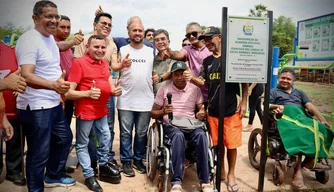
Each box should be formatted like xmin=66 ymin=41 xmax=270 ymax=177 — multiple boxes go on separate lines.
xmin=159 ymin=75 xmax=163 ymax=83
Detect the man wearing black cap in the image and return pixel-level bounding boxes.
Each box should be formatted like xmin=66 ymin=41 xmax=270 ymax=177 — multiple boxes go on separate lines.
xmin=191 ymin=27 xmax=248 ymax=192
xmin=151 ymin=61 xmax=213 ymax=192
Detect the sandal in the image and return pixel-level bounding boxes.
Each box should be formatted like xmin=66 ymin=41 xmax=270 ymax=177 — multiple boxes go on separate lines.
xmin=170 ymin=184 xmax=182 ymax=192
xmin=227 ymin=183 xmax=239 ymax=192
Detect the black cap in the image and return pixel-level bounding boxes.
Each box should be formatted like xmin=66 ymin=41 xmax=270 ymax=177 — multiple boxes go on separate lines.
xmin=171 ymin=61 xmax=187 ymax=73
xmin=198 ymin=26 xmax=220 ymax=40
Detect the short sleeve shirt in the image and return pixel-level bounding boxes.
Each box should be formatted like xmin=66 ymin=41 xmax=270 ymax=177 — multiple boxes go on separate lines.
xmin=269 ymin=87 xmax=310 ymax=107
xmin=68 ymin=54 xmax=111 ymax=120
xmin=153 ymin=55 xmax=175 ymax=94
xmin=155 ymin=82 xmax=203 ymax=123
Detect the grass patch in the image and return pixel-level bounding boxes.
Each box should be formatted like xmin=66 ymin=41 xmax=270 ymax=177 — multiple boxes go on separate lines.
xmin=294 ymin=82 xmax=333 ymax=108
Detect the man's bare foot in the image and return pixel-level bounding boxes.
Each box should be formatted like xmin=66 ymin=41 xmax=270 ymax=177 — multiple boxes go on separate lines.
xmin=292 ymin=170 xmax=305 ymax=189
xmin=226 ymin=175 xmax=238 ymax=191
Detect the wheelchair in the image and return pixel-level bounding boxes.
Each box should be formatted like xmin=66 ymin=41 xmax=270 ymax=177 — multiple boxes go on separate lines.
xmin=146 ymin=118 xmax=217 ymax=192
xmin=248 ymin=111 xmax=331 ymax=186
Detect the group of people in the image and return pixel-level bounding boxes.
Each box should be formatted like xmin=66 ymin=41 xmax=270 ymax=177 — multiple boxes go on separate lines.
xmin=0 ymin=1 xmax=333 ymax=192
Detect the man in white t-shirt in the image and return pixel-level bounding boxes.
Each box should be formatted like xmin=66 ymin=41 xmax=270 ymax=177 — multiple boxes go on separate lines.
xmin=15 ymin=1 xmax=75 ymax=191
xmin=112 ymin=17 xmax=154 ymax=177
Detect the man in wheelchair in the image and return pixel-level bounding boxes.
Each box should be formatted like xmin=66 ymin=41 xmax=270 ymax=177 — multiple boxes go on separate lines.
xmin=151 ymin=61 xmax=213 ymax=192
xmin=269 ymin=68 xmax=333 ymax=189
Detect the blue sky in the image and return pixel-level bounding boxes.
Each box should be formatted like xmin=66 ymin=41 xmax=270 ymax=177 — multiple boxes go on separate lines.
xmin=0 ymin=0 xmax=333 ymax=49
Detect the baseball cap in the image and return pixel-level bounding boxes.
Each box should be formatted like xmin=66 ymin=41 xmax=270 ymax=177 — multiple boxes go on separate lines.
xmin=198 ymin=26 xmax=220 ymax=40
xmin=171 ymin=61 xmax=187 ymax=73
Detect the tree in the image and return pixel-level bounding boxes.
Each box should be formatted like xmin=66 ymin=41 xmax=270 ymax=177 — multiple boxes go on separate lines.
xmin=272 ymin=16 xmax=296 ymax=57
xmin=249 ymin=4 xmax=267 ymax=17
xmin=0 ymin=22 xmax=30 ymax=44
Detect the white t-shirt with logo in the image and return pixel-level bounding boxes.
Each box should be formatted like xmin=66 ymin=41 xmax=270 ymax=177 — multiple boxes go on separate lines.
xmin=117 ymin=44 xmax=154 ymax=111
xmin=15 ymin=29 xmax=61 ymax=110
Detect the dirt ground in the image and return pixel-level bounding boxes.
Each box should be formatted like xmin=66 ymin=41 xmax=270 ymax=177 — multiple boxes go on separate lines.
xmin=1 ymin=114 xmax=334 ymax=192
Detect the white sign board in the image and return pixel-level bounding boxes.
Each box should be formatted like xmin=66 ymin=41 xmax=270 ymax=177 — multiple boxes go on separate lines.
xmin=297 ymin=13 xmax=334 ymax=60
xmin=226 ymin=16 xmax=269 ymax=83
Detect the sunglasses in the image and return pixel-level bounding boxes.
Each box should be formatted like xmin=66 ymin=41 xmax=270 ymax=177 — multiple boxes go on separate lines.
xmin=182 ymin=43 xmax=191 ymax=47
xmin=185 ymin=31 xmax=199 ymax=39
xmin=99 ymin=21 xmax=112 ymax=28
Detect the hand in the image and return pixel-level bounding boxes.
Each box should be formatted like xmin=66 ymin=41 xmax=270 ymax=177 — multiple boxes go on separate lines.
xmin=95 ymin=5 xmax=104 ymax=16
xmin=121 ymin=53 xmax=132 ymax=68
xmin=236 ymin=99 xmax=247 ymax=119
xmin=113 ymin=79 xmax=122 ymax=97
xmin=73 ymin=29 xmax=84 ymax=45
xmin=52 ymin=70 xmax=70 ymax=94
xmin=273 ymin=105 xmax=284 ymax=114
xmin=89 ymin=80 xmax=101 ymax=99
xmin=196 ymin=105 xmax=206 ymax=120
xmin=152 ymin=70 xmax=159 ymax=84
xmin=183 ymin=65 xmax=193 ymax=82
xmin=2 ymin=117 xmax=13 ymax=141
xmin=2 ymin=67 xmax=27 ymax=93
xmin=163 ymin=104 xmax=173 ymax=115
xmin=320 ymin=120 xmax=330 ymax=128
xmin=160 ymin=48 xmax=172 ymax=60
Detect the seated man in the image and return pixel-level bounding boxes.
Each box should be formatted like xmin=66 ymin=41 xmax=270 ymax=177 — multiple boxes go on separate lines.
xmin=269 ymin=68 xmax=333 ymax=189
xmin=151 ymin=61 xmax=212 ymax=192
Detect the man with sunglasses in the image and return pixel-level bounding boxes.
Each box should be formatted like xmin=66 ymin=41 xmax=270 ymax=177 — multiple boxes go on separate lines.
xmin=162 ymin=22 xmax=212 ymax=104
xmin=15 ymin=1 xmax=75 ymax=191
xmin=191 ymin=27 xmax=248 ymax=192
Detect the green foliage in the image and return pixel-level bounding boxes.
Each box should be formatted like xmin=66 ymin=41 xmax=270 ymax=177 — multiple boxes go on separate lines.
xmin=273 ymin=16 xmax=296 ymax=58
xmin=0 ymin=22 xmax=30 ymax=42
xmin=249 ymin=4 xmax=268 ymax=17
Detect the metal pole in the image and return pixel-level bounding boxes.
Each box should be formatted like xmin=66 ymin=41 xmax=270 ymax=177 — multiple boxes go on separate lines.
xmin=257 ymin=10 xmax=273 ymax=192
xmin=271 ymin=47 xmax=280 ymax=89
xmin=293 ymin=37 xmax=297 ymax=66
xmin=215 ymin=6 xmax=228 ymax=192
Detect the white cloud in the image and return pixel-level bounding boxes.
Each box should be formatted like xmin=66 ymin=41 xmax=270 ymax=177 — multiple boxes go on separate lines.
xmin=0 ymin=0 xmax=333 ymax=50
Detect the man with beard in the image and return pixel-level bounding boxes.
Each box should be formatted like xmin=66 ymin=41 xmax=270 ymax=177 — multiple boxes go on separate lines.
xmin=113 ymin=17 xmax=154 ymax=177
xmin=74 ymin=12 xmax=129 ymax=177
xmin=15 ymin=1 xmax=75 ymax=191
xmin=191 ymin=27 xmax=248 ymax=192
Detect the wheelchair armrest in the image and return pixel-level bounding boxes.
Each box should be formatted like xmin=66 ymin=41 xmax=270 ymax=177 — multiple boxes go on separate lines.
xmin=269 ymin=110 xmax=283 ymax=121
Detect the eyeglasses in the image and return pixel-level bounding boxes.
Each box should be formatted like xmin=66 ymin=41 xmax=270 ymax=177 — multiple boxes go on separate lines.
xmin=203 ymin=35 xmax=218 ymax=43
xmin=185 ymin=31 xmax=199 ymax=39
xmin=40 ymin=14 xmax=60 ymax=21
xmin=154 ymin=37 xmax=167 ymax=42
xmin=99 ymin=21 xmax=112 ymax=28
xmin=182 ymin=43 xmax=191 ymax=47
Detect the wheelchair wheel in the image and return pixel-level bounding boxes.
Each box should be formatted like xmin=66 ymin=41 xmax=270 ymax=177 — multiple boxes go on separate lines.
xmin=273 ymin=163 xmax=284 ymax=185
xmin=146 ymin=124 xmax=158 ymax=181
xmin=248 ymin=128 xmax=265 ymax=170
xmin=315 ymin=171 xmax=329 ymax=184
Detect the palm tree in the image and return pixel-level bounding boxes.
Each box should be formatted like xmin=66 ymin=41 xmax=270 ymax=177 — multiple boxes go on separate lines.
xmin=249 ymin=4 xmax=268 ymax=17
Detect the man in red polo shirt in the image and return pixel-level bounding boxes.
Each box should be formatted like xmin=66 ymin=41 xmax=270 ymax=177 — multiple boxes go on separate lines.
xmin=65 ymin=34 xmax=122 ymax=192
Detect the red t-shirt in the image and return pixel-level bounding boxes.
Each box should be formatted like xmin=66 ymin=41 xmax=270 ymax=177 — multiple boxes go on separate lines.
xmin=68 ymin=54 xmax=111 ymax=120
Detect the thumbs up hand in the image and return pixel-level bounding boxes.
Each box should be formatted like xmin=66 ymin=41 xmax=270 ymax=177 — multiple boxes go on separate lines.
xmin=112 ymin=79 xmax=122 ymax=97
xmin=121 ymin=53 xmax=132 ymax=68
xmin=196 ymin=105 xmax=206 ymax=121
xmin=2 ymin=67 xmax=27 ymax=93
xmin=73 ymin=29 xmax=84 ymax=45
xmin=183 ymin=65 xmax=193 ymax=82
xmin=152 ymin=70 xmax=159 ymax=84
xmin=95 ymin=5 xmax=104 ymax=16
xmin=53 ymin=70 xmax=70 ymax=94
xmin=89 ymin=80 xmax=101 ymax=99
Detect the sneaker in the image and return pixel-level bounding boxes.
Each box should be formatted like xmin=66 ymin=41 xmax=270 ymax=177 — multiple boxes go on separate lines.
xmin=85 ymin=176 xmax=103 ymax=192
xmin=242 ymin=124 xmax=254 ymax=132
xmin=44 ymin=176 xmax=76 ymax=187
xmin=133 ymin=160 xmax=146 ymax=174
xmin=122 ymin=161 xmax=135 ymax=177
xmin=6 ymin=173 xmax=26 ymax=186
xmin=110 ymin=159 xmax=122 ymax=172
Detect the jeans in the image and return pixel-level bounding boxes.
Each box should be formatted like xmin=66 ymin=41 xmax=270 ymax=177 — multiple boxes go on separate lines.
xmin=17 ymin=104 xmax=72 ymax=192
xmin=164 ymin=124 xmax=210 ymax=185
xmin=118 ymin=109 xmax=151 ymax=162
xmin=106 ymin=96 xmax=116 ymax=158
xmin=76 ymin=115 xmax=111 ymax=178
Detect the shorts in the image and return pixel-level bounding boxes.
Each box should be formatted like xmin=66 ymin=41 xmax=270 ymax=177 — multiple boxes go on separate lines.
xmin=207 ymin=113 xmax=242 ymax=149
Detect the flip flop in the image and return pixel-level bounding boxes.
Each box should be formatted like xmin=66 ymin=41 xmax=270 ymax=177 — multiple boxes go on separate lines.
xmin=227 ymin=183 xmax=239 ymax=192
